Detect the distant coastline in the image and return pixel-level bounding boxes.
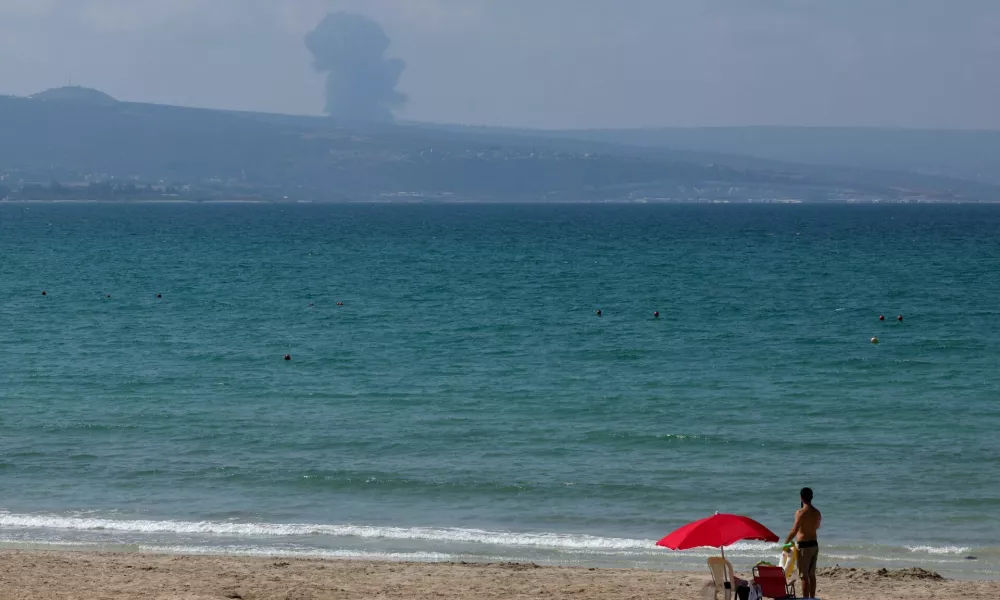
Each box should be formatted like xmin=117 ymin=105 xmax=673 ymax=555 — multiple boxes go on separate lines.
xmin=3 ymin=89 xmax=999 ymax=206
xmin=2 ymin=198 xmax=997 ymax=205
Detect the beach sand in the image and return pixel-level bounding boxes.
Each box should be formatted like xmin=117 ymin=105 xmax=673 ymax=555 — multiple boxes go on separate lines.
xmin=0 ymin=551 xmax=992 ymax=600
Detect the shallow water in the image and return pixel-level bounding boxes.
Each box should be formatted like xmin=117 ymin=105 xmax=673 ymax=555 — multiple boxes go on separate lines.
xmin=1 ymin=203 xmax=998 ymax=576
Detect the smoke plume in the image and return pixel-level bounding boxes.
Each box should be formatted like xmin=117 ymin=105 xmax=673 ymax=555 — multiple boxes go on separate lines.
xmin=305 ymin=12 xmax=407 ymax=123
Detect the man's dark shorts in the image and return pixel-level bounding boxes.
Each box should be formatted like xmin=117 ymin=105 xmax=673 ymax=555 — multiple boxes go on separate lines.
xmin=797 ymin=542 xmax=818 ymax=580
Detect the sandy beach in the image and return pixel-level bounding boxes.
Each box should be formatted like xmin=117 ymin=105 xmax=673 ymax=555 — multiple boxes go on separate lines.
xmin=0 ymin=551 xmax=992 ymax=600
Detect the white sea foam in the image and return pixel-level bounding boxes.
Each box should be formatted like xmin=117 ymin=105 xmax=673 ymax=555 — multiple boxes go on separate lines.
xmin=905 ymin=545 xmax=971 ymax=555
xmin=0 ymin=512 xmax=656 ymax=551
xmin=141 ymin=545 xmax=456 ymax=561
xmin=6 ymin=512 xmax=971 ymax=564
xmin=0 ymin=537 xmax=455 ymax=561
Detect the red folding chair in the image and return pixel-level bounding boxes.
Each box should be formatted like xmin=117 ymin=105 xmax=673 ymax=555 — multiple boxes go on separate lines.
xmin=753 ymin=564 xmax=796 ymax=599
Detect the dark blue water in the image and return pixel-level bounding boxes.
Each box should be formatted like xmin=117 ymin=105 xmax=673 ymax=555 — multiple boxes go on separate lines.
xmin=1 ymin=203 xmax=998 ymax=576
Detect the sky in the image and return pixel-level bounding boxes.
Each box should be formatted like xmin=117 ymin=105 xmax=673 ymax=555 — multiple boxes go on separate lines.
xmin=1 ymin=0 xmax=998 ymax=130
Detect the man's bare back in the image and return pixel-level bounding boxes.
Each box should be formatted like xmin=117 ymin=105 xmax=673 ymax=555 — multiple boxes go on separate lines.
xmin=794 ymin=504 xmax=821 ymax=542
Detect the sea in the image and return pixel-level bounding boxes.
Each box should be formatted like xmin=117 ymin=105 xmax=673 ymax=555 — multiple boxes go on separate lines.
xmin=1 ymin=202 xmax=998 ymax=578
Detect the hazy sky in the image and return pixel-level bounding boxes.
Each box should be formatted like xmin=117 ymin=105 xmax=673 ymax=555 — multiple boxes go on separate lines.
xmin=1 ymin=0 xmax=997 ymax=129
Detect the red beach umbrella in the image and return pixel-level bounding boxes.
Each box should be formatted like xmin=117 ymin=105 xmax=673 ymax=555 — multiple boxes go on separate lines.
xmin=657 ymin=513 xmax=778 ymax=558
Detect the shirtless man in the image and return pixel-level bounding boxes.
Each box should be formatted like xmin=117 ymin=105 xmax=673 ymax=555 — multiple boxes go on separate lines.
xmin=785 ymin=487 xmax=822 ymax=598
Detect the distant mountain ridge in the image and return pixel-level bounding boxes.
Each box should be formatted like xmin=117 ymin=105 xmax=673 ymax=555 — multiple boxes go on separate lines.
xmin=30 ymin=86 xmax=119 ymax=107
xmin=1 ymin=88 xmax=998 ymax=203
xmin=418 ymin=123 xmax=1000 ymax=186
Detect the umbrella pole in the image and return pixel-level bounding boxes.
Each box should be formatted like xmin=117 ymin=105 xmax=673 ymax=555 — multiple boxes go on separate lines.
xmin=721 ymin=546 xmax=725 ymax=560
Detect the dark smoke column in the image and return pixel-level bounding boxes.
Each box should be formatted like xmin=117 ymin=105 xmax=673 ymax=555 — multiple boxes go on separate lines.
xmin=305 ymin=12 xmax=407 ymax=123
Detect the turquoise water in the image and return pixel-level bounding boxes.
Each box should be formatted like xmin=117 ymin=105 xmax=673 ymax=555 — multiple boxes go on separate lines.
xmin=1 ymin=203 xmax=999 ymax=577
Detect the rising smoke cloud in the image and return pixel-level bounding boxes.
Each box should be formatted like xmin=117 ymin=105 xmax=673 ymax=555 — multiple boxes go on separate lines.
xmin=305 ymin=12 xmax=407 ymax=123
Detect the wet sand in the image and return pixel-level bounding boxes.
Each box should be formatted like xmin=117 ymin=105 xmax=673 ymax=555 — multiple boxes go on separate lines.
xmin=0 ymin=551 xmax=992 ymax=600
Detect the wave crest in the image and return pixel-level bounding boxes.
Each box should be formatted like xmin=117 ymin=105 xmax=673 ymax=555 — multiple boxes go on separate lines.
xmin=905 ymin=545 xmax=971 ymax=555
xmin=0 ymin=512 xmax=655 ymax=551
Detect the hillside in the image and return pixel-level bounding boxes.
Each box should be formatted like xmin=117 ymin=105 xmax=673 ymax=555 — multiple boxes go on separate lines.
xmin=1 ymin=90 xmax=997 ymax=202
xmin=446 ymin=125 xmax=1000 ymax=186
xmin=30 ymin=86 xmax=119 ymax=107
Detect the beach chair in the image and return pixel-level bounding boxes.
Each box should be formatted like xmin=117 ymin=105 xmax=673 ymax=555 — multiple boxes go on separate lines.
xmin=752 ymin=564 xmax=796 ymax=599
xmin=707 ymin=557 xmax=738 ymax=600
